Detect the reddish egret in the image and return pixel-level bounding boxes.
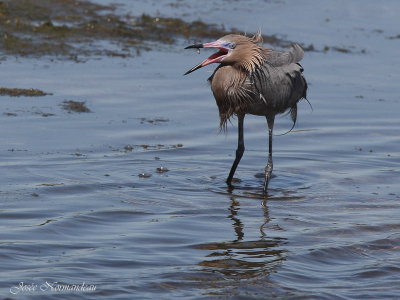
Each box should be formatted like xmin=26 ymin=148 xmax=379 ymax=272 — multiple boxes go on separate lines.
xmin=184 ymin=33 xmax=308 ymax=192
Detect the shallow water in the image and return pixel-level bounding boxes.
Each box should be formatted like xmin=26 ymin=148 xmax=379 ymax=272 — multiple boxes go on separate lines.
xmin=1 ymin=0 xmax=400 ymax=299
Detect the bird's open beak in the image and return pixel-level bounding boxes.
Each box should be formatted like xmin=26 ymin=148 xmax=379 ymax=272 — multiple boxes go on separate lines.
xmin=184 ymin=41 xmax=230 ymax=75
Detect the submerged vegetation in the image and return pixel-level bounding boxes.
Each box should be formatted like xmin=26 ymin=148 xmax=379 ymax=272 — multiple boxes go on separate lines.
xmin=0 ymin=0 xmax=231 ymax=59
xmin=0 ymin=0 xmax=301 ymax=60
xmin=61 ymin=100 xmax=91 ymax=113
xmin=0 ymin=87 xmax=51 ymax=96
xmin=0 ymin=0 xmax=356 ymax=60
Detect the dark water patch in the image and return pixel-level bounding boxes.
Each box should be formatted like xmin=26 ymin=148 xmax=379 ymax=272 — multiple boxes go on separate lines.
xmin=2 ymin=107 xmax=55 ymax=118
xmin=38 ymin=111 xmax=55 ymax=117
xmin=292 ymin=40 xmax=367 ymax=54
xmin=319 ymin=45 xmax=366 ymax=54
xmin=7 ymin=148 xmax=28 ymax=152
xmin=139 ymin=117 xmax=169 ymax=125
xmin=388 ymin=34 xmax=400 ymax=40
xmin=139 ymin=144 xmax=183 ymax=151
xmin=330 ymin=46 xmax=351 ymax=53
xmin=34 ymin=181 xmax=137 ymax=197
xmin=108 ymin=143 xmax=184 ymax=153
xmin=3 ymin=112 xmax=17 ymax=116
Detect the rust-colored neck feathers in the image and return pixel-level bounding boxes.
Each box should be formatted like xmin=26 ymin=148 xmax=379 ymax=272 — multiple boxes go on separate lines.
xmin=222 ymin=33 xmax=268 ymax=75
xmin=210 ymin=34 xmax=269 ymax=130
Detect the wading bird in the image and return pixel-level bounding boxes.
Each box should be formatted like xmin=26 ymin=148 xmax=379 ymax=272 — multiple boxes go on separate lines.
xmin=184 ymin=33 xmax=308 ymax=192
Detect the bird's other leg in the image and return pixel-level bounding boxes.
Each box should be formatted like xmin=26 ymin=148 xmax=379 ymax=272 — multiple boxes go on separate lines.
xmin=227 ymin=114 xmax=245 ymax=186
xmin=264 ymin=114 xmax=275 ymax=192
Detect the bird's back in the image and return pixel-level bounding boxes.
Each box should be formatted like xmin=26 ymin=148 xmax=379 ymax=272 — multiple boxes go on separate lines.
xmin=249 ymin=45 xmax=307 ymax=115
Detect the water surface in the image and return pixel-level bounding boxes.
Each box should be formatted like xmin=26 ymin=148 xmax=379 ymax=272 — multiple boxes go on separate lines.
xmin=0 ymin=0 xmax=399 ymax=299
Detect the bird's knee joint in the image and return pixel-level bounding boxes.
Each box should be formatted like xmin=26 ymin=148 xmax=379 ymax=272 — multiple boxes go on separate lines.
xmin=236 ymin=146 xmax=244 ymax=157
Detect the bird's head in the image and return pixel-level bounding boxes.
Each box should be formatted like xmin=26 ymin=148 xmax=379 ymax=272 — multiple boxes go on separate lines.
xmin=184 ymin=34 xmax=264 ymax=75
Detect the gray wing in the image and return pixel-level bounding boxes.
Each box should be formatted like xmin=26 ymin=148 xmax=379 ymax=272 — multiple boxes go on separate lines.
xmin=264 ymin=43 xmax=304 ymax=67
xmin=249 ymin=45 xmax=308 ymax=117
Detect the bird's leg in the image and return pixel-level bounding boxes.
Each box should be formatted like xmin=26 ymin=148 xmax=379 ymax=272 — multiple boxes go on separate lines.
xmin=264 ymin=114 xmax=275 ymax=192
xmin=227 ymin=114 xmax=245 ymax=186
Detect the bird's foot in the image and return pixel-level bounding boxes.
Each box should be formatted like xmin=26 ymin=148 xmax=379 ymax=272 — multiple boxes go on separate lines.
xmin=226 ymin=177 xmax=241 ymax=186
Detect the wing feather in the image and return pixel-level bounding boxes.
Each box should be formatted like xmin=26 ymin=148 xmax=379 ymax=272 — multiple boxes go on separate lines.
xmin=265 ymin=43 xmax=304 ymax=67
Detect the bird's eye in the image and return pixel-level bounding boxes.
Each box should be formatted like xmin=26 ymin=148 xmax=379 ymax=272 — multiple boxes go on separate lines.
xmin=230 ymin=43 xmax=236 ymax=49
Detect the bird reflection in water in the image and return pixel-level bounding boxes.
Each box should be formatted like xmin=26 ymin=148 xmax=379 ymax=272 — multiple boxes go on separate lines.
xmin=192 ymin=193 xmax=287 ymax=290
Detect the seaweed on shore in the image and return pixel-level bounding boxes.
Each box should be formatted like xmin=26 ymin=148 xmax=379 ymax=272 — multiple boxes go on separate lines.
xmin=61 ymin=100 xmax=90 ymax=113
xmin=0 ymin=0 xmax=295 ymax=59
xmin=0 ymin=0 xmax=352 ymax=59
xmin=0 ymin=87 xmax=51 ymax=96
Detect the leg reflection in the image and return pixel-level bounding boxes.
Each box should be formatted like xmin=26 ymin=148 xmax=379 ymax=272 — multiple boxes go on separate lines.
xmin=228 ymin=197 xmax=244 ymax=242
xmin=194 ymin=194 xmax=287 ymax=284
